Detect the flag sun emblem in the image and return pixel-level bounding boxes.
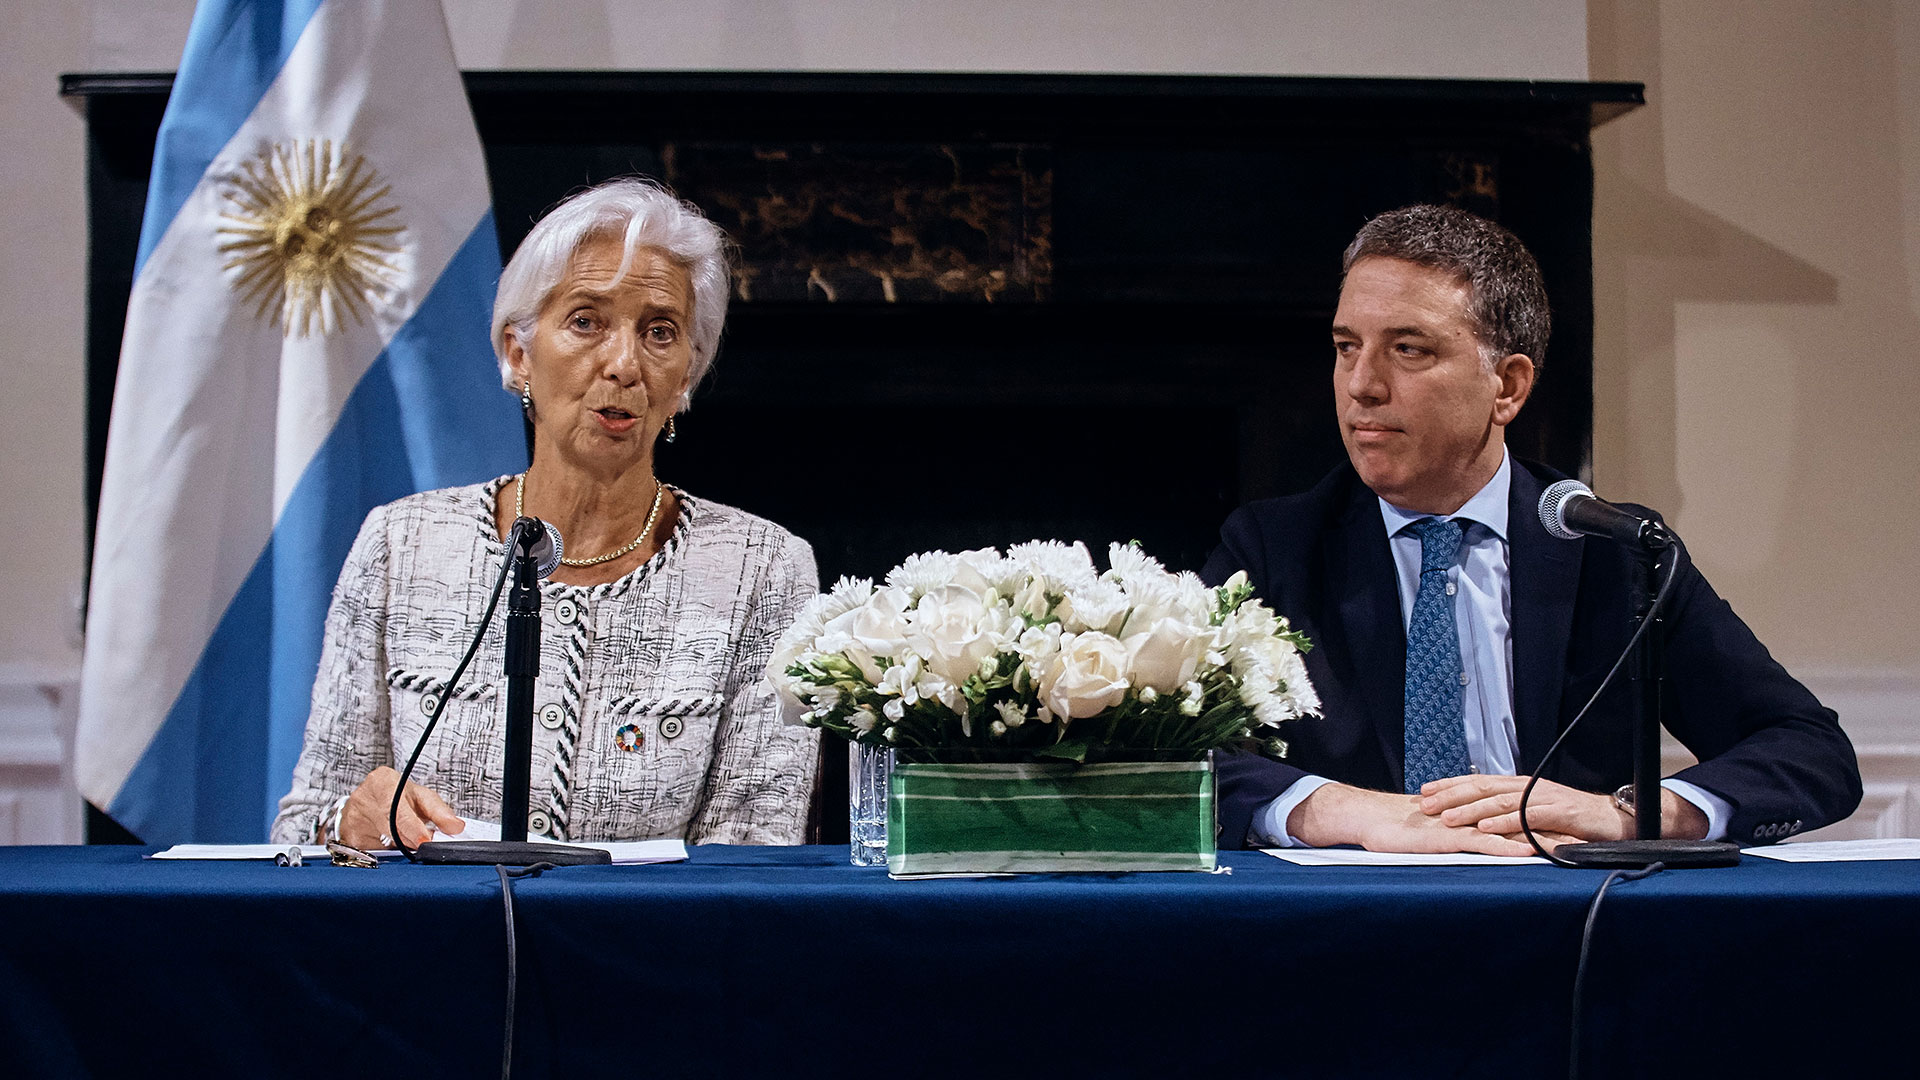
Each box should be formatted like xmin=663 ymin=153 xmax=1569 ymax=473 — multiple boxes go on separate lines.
xmin=216 ymin=139 xmax=403 ymax=337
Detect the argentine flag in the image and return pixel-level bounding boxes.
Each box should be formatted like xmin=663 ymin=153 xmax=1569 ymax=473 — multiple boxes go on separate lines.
xmin=76 ymin=0 xmax=526 ymax=842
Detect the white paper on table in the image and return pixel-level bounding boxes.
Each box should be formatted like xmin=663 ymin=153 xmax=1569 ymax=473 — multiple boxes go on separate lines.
xmin=151 ymin=843 xmax=405 ymax=861
xmin=151 ymin=844 xmax=328 ymax=861
xmin=1262 ymin=847 xmax=1551 ymax=867
xmin=429 ymin=819 xmax=687 ymax=865
xmin=1740 ymin=838 xmax=1920 ymax=863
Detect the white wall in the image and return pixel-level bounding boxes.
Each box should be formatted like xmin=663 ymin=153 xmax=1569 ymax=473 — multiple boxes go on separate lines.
xmin=1591 ymin=0 xmax=1920 ymax=837
xmin=87 ymin=1 xmax=1589 ymax=78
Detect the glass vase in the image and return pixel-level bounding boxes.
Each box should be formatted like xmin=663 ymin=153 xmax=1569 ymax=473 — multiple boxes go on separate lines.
xmin=848 ymin=741 xmax=892 ymax=866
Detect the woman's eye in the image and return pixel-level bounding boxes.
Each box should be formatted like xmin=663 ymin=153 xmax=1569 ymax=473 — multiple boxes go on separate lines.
xmin=648 ymin=323 xmax=677 ymax=344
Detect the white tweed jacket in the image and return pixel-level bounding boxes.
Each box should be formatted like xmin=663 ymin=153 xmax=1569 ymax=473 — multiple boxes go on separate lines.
xmin=271 ymin=477 xmax=820 ymax=845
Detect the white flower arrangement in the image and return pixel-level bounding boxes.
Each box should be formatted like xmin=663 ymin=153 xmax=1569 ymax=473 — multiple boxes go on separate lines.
xmin=768 ymin=542 xmax=1319 ymax=758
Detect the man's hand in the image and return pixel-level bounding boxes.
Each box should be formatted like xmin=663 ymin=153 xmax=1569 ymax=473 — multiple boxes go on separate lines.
xmin=338 ymin=766 xmax=465 ymax=849
xmin=1418 ymin=774 xmax=1708 ymax=844
xmin=1287 ymin=782 xmax=1548 ymax=856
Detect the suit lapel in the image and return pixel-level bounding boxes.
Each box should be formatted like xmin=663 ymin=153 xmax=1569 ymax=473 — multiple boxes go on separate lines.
xmin=1508 ymin=462 xmax=1583 ymax=773
xmin=1325 ymin=481 xmax=1409 ymax=790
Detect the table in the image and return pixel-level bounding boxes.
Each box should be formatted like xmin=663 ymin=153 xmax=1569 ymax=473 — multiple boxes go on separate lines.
xmin=1 ymin=845 xmax=1912 ymax=1078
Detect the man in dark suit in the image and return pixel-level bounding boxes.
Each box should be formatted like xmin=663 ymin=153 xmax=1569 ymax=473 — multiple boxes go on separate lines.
xmin=1203 ymin=205 xmax=1860 ymax=853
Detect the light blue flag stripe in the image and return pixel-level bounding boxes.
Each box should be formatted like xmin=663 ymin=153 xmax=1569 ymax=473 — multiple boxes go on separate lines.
xmin=135 ymin=0 xmax=327 ymax=277
xmin=110 ymin=214 xmax=526 ymax=841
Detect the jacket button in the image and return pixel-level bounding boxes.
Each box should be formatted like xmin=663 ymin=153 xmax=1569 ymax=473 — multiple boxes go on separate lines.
xmin=538 ymin=703 xmax=565 ymax=730
xmin=554 ymin=598 xmax=579 ymax=625
xmin=528 ymin=810 xmax=551 ymax=837
xmin=660 ymin=716 xmax=684 ymax=739
xmin=421 ymin=693 xmax=442 ymax=718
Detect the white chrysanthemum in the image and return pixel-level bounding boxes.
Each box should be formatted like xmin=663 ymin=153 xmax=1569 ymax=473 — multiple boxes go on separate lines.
xmin=1104 ymin=542 xmax=1166 ymax=584
xmin=1007 ymin=539 xmax=1098 ymax=593
xmin=849 ymin=706 xmax=882 ymax=734
xmin=1057 ymin=579 xmax=1129 ymax=635
xmin=886 ymin=550 xmax=960 ymax=599
xmin=1221 ymin=602 xmax=1281 ymax=654
xmin=1274 ymin=646 xmax=1321 ymax=716
xmin=1172 ymin=571 xmax=1217 ymax=620
xmin=768 ymin=584 xmax=858 ymax=681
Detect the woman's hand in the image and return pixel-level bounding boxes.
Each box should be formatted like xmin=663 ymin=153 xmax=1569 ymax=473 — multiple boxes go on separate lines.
xmin=338 ymin=766 xmax=465 ymax=849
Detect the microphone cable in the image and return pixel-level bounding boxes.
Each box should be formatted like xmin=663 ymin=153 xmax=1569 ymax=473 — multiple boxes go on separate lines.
xmin=1508 ymin=531 xmax=1683 ymax=1080
xmin=1568 ymin=863 xmax=1664 ymax=1080
xmin=1515 ymin=533 xmax=1684 ymax=868
xmin=378 ymin=518 xmax=549 ymax=1080
xmin=386 ymin=519 xmax=525 ymax=860
xmin=497 ymin=860 xmax=559 ymax=1080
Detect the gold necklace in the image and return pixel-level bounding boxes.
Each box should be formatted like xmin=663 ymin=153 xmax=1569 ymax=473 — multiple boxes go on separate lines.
xmin=514 ymin=472 xmax=666 ymax=567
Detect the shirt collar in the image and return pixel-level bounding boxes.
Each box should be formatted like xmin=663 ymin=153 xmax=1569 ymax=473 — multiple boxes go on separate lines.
xmin=1377 ymin=447 xmax=1511 ymax=542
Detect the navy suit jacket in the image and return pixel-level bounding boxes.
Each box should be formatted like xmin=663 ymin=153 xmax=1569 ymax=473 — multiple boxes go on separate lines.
xmin=1201 ymin=459 xmax=1861 ymax=849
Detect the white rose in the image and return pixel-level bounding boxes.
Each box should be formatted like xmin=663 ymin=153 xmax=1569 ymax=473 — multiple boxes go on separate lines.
xmin=768 ymin=667 xmax=811 ymax=726
xmin=821 ymin=586 xmax=913 ymax=682
xmin=1038 ymin=631 xmax=1131 ymax=720
xmin=1123 ymin=616 xmax=1208 ymax=693
xmin=1009 ymin=577 xmax=1053 ymax=621
xmin=909 ymin=585 xmax=1002 ymax=684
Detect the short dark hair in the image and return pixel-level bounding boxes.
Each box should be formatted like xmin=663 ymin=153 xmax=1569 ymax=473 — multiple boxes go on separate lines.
xmin=1341 ymin=204 xmax=1551 ymax=369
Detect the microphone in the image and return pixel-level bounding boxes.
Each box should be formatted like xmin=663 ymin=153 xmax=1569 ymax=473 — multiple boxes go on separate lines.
xmin=509 ymin=517 xmax=564 ymax=579
xmin=1538 ymin=480 xmax=1673 ymax=549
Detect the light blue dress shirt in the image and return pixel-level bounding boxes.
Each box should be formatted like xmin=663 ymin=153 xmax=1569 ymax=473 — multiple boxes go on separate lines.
xmin=1253 ymin=451 xmax=1731 ymax=847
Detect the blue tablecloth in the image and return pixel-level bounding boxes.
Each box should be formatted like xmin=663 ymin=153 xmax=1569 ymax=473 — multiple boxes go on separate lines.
xmin=1 ymin=844 xmax=1913 ymax=1077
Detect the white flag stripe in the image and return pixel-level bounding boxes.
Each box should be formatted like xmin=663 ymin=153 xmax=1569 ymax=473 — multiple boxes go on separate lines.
xmin=78 ymin=0 xmax=490 ymax=806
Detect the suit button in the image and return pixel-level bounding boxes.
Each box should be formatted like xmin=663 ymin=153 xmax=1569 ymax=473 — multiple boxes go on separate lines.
xmin=528 ymin=810 xmax=551 ymax=837
xmin=539 ymin=703 xmax=565 ymax=730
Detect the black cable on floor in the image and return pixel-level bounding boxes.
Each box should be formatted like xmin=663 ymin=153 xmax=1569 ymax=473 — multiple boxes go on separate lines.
xmin=1569 ymin=862 xmax=1665 ymax=1080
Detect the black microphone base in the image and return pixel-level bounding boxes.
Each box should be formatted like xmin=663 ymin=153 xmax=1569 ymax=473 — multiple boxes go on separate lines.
xmin=412 ymin=841 xmax=611 ymax=867
xmin=1555 ymin=838 xmax=1741 ymax=869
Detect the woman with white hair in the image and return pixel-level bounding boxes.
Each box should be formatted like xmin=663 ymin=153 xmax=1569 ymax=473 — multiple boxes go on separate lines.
xmin=271 ymin=179 xmax=818 ymax=849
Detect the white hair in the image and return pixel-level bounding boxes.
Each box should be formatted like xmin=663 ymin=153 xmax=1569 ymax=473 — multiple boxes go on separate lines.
xmin=491 ymin=178 xmax=732 ymax=409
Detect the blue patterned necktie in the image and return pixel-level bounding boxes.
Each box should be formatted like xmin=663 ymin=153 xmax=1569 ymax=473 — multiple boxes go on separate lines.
xmin=1403 ymin=518 xmax=1471 ymax=793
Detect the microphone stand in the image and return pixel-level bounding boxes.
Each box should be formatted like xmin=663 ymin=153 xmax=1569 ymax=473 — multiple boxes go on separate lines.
xmin=1556 ymin=525 xmax=1741 ymax=870
xmin=415 ymin=521 xmax=609 ymax=867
